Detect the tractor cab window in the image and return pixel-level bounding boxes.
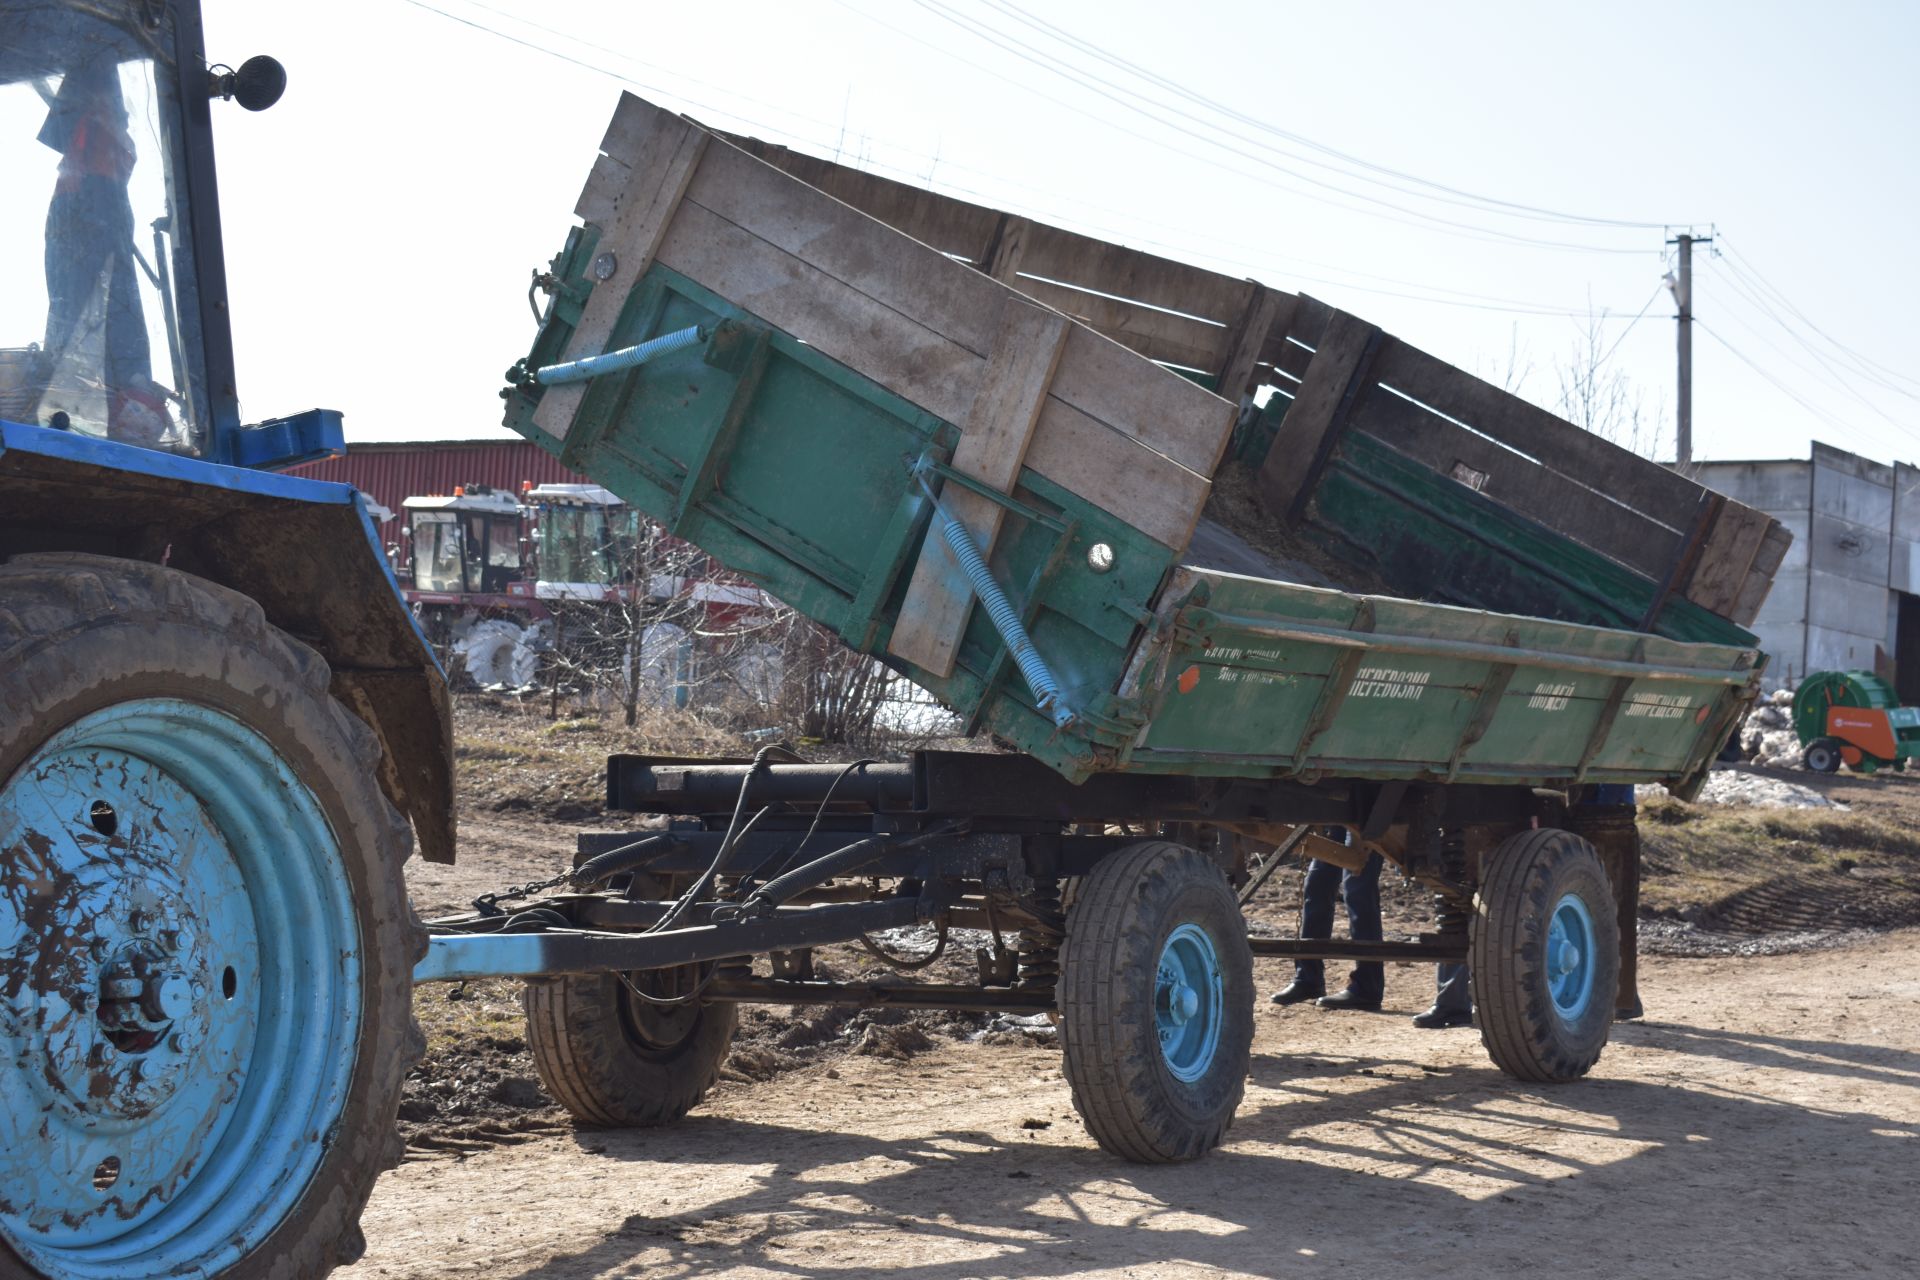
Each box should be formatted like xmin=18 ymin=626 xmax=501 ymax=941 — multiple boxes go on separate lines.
xmin=486 ymin=517 xmax=521 ymax=573
xmin=412 ymin=514 xmax=465 ymax=593
xmin=469 ymin=513 xmax=521 ymax=595
xmin=537 ymin=505 xmax=611 ymax=586
xmin=2 ymin=4 xmax=208 ymax=451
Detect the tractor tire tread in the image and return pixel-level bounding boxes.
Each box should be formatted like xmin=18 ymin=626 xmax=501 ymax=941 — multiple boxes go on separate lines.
xmin=524 ymin=974 xmax=737 ymax=1129
xmin=1059 ymin=840 xmax=1252 ymax=1164
xmin=0 ymin=553 xmax=423 ymax=1280
xmin=1470 ymin=827 xmax=1617 ymax=1084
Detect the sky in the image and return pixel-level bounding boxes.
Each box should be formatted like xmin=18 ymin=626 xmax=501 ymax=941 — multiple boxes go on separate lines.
xmin=156 ymin=1 xmax=1920 ymax=466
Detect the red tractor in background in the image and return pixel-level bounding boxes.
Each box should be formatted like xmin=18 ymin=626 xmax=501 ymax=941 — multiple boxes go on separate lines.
xmin=398 ymin=481 xmax=768 ymax=691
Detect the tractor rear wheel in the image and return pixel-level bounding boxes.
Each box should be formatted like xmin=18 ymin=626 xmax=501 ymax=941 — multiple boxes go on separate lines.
xmin=524 ymin=965 xmax=737 ymax=1126
xmin=1802 ymin=738 xmax=1841 ymax=774
xmin=1058 ymin=841 xmax=1253 ymax=1162
xmin=1471 ymin=828 xmax=1618 ymax=1083
xmin=0 ymin=553 xmax=422 ymax=1280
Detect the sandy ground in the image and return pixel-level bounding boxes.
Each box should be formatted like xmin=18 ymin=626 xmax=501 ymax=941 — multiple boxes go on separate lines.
xmin=346 ymin=930 xmax=1920 ymax=1280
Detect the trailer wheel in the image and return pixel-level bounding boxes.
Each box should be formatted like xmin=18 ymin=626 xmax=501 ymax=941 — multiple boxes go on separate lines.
xmin=1802 ymin=739 xmax=1841 ymax=774
xmin=524 ymin=965 xmax=737 ymax=1126
xmin=1471 ymin=828 xmax=1618 ymax=1083
xmin=0 ymin=553 xmax=422 ymax=1280
xmin=1058 ymin=841 xmax=1253 ymax=1162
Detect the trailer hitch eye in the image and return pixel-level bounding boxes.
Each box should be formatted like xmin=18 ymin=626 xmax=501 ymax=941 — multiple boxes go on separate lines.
xmin=210 ymin=55 xmax=287 ymax=112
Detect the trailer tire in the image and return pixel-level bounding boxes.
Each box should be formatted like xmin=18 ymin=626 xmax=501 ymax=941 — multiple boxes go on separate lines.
xmin=1802 ymin=739 xmax=1841 ymax=774
xmin=1058 ymin=841 xmax=1253 ymax=1163
xmin=0 ymin=553 xmax=423 ymax=1280
xmin=524 ymin=967 xmax=737 ymax=1127
xmin=1471 ymin=827 xmax=1618 ymax=1084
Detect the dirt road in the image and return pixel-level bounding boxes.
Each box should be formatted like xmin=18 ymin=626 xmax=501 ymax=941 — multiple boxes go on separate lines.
xmin=347 ymin=930 xmax=1920 ymax=1280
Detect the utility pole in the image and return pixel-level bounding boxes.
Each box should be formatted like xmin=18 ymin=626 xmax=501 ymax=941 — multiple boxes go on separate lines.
xmin=1668 ymin=231 xmax=1711 ymax=465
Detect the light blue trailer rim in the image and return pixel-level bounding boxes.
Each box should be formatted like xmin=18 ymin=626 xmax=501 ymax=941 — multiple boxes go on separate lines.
xmin=0 ymin=700 xmax=361 ymax=1279
xmin=1154 ymin=923 xmax=1226 ymax=1083
xmin=1546 ymin=892 xmax=1598 ymax=1021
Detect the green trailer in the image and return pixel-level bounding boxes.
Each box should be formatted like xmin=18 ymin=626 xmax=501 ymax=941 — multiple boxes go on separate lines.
xmin=440 ymin=93 xmax=1784 ymax=1162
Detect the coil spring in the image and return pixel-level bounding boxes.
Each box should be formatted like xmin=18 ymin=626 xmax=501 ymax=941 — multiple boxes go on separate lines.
xmin=1016 ymin=878 xmax=1065 ymax=989
xmin=1433 ymin=830 xmax=1472 ymax=941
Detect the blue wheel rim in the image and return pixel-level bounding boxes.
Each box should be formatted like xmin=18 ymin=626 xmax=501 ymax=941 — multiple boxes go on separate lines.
xmin=0 ymin=700 xmax=361 ymax=1279
xmin=1545 ymin=891 xmax=1597 ymax=1021
xmin=1154 ymin=923 xmax=1225 ymax=1083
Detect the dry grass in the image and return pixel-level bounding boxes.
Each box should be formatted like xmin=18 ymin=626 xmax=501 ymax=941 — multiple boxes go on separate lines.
xmin=1637 ymin=792 xmax=1920 ymax=914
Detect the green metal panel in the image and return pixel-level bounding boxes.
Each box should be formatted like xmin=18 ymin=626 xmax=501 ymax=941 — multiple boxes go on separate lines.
xmin=1119 ymin=569 xmax=1756 ymax=795
xmin=1236 ymin=397 xmax=1758 ymax=649
xmin=505 ymin=231 xmax=1761 ymax=795
xmin=506 ymin=252 xmax=1171 ymax=781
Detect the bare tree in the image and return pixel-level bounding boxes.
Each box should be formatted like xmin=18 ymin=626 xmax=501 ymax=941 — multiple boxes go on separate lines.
xmin=767 ymin=608 xmax=894 ymax=745
xmin=1554 ymin=306 xmax=1665 ymax=459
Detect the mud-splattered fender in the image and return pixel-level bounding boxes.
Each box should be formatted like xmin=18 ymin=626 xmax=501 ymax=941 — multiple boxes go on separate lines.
xmin=0 ymin=419 xmax=456 ymax=863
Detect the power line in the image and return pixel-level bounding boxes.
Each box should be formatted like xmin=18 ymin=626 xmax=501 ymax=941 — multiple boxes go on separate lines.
xmin=899 ymin=0 xmax=1658 ymax=255
xmin=831 ymin=0 xmax=1651 ymax=256
xmin=977 ymin=0 xmax=1682 ymax=232
xmin=400 ymin=0 xmax=1650 ymax=321
xmin=1715 ymin=239 xmax=1920 ymax=399
xmin=1697 ymin=319 xmax=1920 ymax=456
xmin=1705 ymin=262 xmax=1917 ymax=434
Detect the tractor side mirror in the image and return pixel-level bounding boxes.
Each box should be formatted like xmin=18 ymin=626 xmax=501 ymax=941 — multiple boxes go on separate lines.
xmin=210 ymin=56 xmax=287 ymax=112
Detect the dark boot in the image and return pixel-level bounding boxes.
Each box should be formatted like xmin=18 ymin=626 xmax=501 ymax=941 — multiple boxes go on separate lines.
xmin=1316 ymin=987 xmax=1382 ymax=1012
xmin=1270 ymin=978 xmax=1325 ymax=1005
xmin=1411 ymin=1004 xmax=1474 ymax=1029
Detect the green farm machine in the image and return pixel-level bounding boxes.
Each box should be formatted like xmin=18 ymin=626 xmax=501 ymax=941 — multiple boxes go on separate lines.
xmin=3 ymin=8 xmax=1789 ymax=1277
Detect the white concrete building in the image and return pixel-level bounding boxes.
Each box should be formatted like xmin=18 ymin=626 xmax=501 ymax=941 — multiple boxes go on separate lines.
xmin=1692 ymin=442 xmax=1919 ymax=695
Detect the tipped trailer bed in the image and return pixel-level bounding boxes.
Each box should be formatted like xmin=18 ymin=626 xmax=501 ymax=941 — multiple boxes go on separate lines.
xmin=438 ymin=93 xmax=1788 ymax=1161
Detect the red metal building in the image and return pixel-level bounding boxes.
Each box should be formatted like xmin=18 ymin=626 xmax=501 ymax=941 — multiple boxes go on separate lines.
xmin=287 ymin=439 xmax=584 ymax=542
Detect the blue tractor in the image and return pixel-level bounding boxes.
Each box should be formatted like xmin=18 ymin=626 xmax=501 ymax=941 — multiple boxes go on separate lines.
xmin=0 ymin=4 xmax=452 ymax=1275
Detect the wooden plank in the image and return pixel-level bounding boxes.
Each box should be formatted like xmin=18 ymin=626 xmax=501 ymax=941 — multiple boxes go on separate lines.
xmin=1256 ymin=309 xmax=1380 ymax=520
xmin=656 ymin=198 xmax=983 ymax=430
xmin=682 ymin=139 xmax=1231 ymax=477
xmin=1369 ymin=336 xmax=1703 ymax=516
xmin=722 ymin=127 xmax=1262 ymax=342
xmin=889 ymin=300 xmax=1070 ymax=676
xmin=1213 ymin=284 xmax=1280 ymax=403
xmin=1731 ymin=522 xmax=1795 ymax=625
xmin=574 ymin=151 xmax=630 ymax=225
xmin=1047 ymin=325 xmax=1235 ymax=475
xmin=1015 ymin=221 xmax=1256 ymax=328
xmin=536 ymin=97 xmax=707 ymax=443
xmin=1024 ymin=397 xmax=1213 ymax=552
xmin=684 ymin=142 xmax=1005 ymax=354
xmin=982 ymin=214 xmax=1031 ymax=281
xmin=1681 ymin=500 xmax=1773 ymax=617
xmin=599 ymin=91 xmax=661 ymax=167
xmin=720 ymin=131 xmax=1002 ymax=261
xmin=653 ymin=198 xmax=1208 ymax=549
xmin=999 ymin=275 xmax=1226 ymax=373
xmin=1350 ymin=389 xmax=1685 ymax=577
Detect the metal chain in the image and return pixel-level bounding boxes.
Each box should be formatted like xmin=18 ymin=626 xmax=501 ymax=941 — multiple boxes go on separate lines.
xmin=471 ymin=869 xmax=574 ymax=918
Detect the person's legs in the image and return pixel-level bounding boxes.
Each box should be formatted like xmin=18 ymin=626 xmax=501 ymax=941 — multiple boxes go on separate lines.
xmin=1413 ymin=963 xmax=1474 ymax=1027
xmin=1271 ymin=858 xmax=1337 ymax=1003
xmin=1569 ymin=787 xmax=1643 ymax=1020
xmin=1341 ymin=852 xmax=1385 ymax=999
xmin=1318 ymin=852 xmax=1384 ymax=1009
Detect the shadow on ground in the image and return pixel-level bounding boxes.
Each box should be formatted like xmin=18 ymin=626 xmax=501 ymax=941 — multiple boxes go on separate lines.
xmin=492 ymin=1024 xmax=1920 ymax=1279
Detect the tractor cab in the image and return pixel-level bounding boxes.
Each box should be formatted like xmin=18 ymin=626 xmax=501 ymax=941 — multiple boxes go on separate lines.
xmin=402 ymin=486 xmax=526 ymax=599
xmin=525 ymin=482 xmax=638 ymax=599
xmin=0 ymin=1 xmax=332 ymax=465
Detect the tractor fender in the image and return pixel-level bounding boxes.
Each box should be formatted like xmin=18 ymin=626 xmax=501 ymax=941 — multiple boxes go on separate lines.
xmin=0 ymin=418 xmax=456 ymax=862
